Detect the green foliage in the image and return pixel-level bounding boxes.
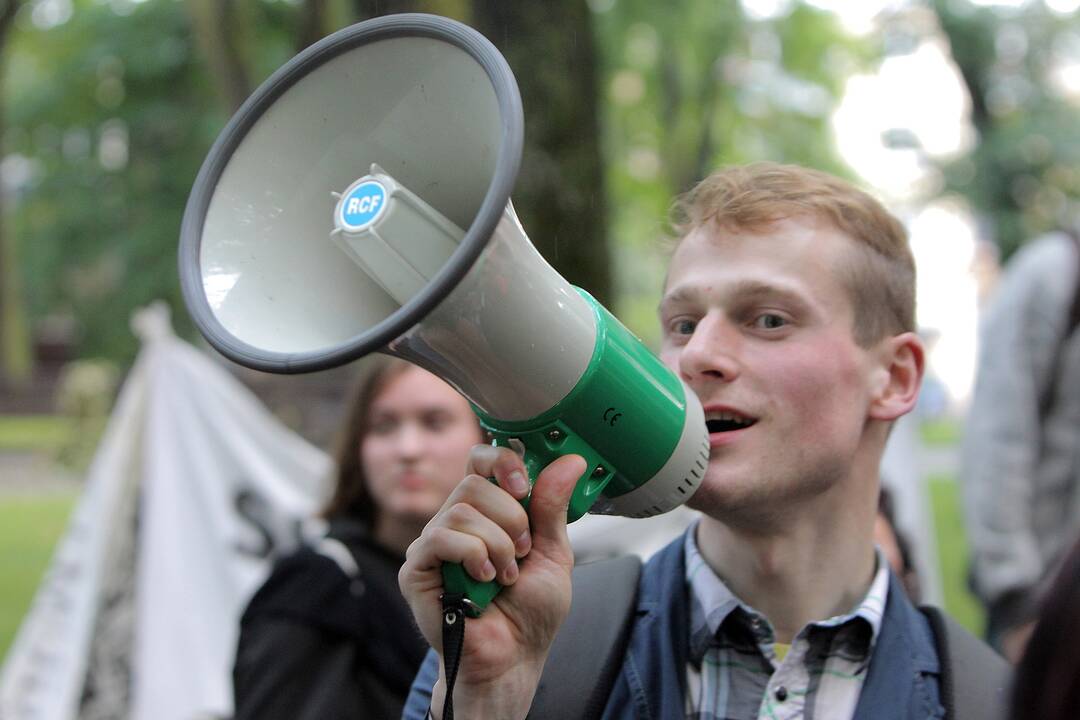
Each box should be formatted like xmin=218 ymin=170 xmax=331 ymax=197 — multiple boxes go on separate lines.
xmin=4 ymin=0 xmax=882 ymax=364
xmin=590 ymin=0 xmax=874 ymax=343
xmin=0 ymin=489 xmax=77 ymax=661
xmin=4 ymin=0 xmax=323 ymax=368
xmin=7 ymin=0 xmax=224 ymax=365
xmin=5 ymin=0 xmax=612 ymax=364
xmin=932 ymin=0 xmax=1080 ymax=260
xmin=235 ymin=0 xmax=315 ymax=80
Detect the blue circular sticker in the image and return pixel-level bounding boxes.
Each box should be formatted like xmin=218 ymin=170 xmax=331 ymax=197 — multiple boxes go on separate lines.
xmin=339 ymin=180 xmax=387 ymax=231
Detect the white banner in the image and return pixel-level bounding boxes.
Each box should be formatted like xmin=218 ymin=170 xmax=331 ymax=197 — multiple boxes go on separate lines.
xmin=0 ymin=304 xmax=331 ymax=720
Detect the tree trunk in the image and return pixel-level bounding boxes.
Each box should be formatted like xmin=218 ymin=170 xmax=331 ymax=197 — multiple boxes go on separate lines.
xmin=188 ymin=0 xmax=252 ymax=112
xmin=470 ymin=1 xmax=612 ymax=305
xmin=351 ymin=0 xmax=425 ymax=18
xmin=0 ymin=0 xmax=29 ymax=390
xmin=930 ymin=0 xmax=1024 ymax=257
xmin=295 ymin=0 xmax=330 ymax=53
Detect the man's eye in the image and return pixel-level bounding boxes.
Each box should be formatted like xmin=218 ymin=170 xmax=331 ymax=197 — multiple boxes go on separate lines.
xmin=753 ymin=313 xmax=787 ymax=330
xmin=671 ymin=318 xmax=697 ymax=335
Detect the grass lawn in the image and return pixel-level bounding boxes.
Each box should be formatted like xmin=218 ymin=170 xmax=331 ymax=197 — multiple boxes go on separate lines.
xmin=0 ymin=415 xmax=71 ymax=452
xmin=0 ymin=490 xmax=78 ymax=662
xmin=0 ymin=414 xmax=106 ymax=473
xmin=919 ymin=417 xmax=963 ymax=447
xmin=927 ymin=474 xmax=985 ymax=635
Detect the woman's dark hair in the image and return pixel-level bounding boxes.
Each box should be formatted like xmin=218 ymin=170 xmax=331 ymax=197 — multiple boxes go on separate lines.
xmin=1010 ymin=534 xmax=1080 ymax=720
xmin=321 ymin=357 xmax=416 ymax=524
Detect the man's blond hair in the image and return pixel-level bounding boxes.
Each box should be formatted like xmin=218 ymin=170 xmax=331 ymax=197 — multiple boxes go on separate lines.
xmin=671 ymin=162 xmax=915 ymax=347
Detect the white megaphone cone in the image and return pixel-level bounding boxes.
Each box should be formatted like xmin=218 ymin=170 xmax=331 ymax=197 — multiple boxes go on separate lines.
xmin=179 ymin=13 xmax=706 ymax=614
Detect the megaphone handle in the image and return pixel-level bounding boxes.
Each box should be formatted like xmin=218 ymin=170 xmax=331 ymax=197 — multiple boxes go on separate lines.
xmin=440 ymin=465 xmax=533 ymax=618
xmin=441 ymin=555 xmax=505 ymax=618
xmin=440 ymin=429 xmax=615 ymax=616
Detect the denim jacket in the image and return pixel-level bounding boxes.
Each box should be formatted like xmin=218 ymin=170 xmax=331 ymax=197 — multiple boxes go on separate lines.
xmin=403 ymin=533 xmax=944 ymax=719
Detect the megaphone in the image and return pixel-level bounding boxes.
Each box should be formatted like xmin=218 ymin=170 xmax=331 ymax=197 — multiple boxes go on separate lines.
xmin=179 ymin=14 xmax=707 ymax=614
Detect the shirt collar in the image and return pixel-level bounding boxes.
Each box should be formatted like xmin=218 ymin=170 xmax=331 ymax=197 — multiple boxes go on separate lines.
xmin=683 ymin=519 xmax=891 ymax=664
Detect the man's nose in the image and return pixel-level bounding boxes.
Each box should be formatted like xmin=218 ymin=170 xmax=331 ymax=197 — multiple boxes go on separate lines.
xmin=678 ymin=314 xmax=742 ymax=384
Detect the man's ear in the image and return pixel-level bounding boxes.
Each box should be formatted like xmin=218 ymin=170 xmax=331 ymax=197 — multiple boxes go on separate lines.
xmin=868 ymin=332 xmax=925 ymax=422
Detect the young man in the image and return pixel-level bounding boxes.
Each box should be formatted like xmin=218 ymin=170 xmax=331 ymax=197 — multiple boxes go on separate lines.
xmin=399 ymin=163 xmax=985 ymax=719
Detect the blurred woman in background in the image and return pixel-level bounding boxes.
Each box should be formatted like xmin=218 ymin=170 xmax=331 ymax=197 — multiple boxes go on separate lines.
xmin=233 ymin=358 xmax=484 ymax=719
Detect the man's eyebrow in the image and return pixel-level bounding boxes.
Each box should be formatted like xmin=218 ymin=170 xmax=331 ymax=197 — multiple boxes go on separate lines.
xmin=726 ymin=279 xmax=810 ymax=306
xmin=658 ymin=279 xmax=814 ymax=314
xmin=657 ymin=285 xmax=698 ymax=314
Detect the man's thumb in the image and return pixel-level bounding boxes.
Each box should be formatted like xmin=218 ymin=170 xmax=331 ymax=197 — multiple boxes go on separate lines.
xmin=528 ymin=454 xmax=587 ymax=546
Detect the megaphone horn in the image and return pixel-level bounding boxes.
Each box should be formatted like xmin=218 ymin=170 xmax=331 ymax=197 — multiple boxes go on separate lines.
xmin=179 ymin=13 xmax=707 ymax=615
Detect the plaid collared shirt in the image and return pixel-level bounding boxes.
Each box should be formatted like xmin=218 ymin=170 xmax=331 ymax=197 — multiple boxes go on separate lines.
xmin=684 ymin=523 xmax=889 ymax=720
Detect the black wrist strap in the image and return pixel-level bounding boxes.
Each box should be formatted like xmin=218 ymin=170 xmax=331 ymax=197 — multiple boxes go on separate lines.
xmin=440 ymin=592 xmax=467 ymax=720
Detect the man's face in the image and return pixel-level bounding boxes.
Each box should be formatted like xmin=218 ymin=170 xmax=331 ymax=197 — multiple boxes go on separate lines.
xmin=659 ymin=216 xmax=883 ymax=521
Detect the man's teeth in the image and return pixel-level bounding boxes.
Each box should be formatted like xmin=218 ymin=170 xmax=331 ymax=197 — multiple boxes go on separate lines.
xmin=706 ymin=413 xmax=754 ymax=432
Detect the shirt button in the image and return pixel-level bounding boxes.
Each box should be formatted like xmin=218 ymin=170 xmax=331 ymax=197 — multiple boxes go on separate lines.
xmin=775 ymin=686 xmax=788 ymax=702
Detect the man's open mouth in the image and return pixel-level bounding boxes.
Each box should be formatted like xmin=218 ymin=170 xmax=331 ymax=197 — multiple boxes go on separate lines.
xmin=705 ymin=412 xmax=757 ymax=434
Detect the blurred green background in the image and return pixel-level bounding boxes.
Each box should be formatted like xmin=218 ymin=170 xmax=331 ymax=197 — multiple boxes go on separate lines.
xmin=2 ymin=0 xmax=1078 ymax=378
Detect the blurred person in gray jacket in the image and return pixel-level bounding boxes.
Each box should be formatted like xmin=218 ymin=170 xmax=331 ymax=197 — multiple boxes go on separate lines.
xmin=961 ymin=229 xmax=1080 ymax=662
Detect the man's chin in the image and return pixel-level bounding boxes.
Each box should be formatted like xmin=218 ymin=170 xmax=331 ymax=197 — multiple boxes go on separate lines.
xmin=685 ymin=474 xmax=768 ymax=519
xmin=685 ymin=484 xmax=739 ymax=518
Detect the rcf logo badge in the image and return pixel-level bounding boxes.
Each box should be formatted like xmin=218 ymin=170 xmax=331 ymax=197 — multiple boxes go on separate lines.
xmin=339 ymin=180 xmax=387 ymax=230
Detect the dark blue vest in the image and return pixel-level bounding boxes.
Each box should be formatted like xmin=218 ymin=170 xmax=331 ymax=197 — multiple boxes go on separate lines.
xmin=599 ymin=535 xmax=944 ymax=719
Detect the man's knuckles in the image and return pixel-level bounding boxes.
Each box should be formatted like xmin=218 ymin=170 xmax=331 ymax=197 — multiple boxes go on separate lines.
xmin=442 ymin=500 xmax=482 ymax=527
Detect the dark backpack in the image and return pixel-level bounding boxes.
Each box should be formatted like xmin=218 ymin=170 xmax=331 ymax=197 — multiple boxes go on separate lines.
xmin=534 ymin=556 xmax=1010 ymax=720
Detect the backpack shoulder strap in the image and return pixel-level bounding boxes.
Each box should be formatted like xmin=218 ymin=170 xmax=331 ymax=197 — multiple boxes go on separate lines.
xmin=920 ymin=605 xmax=1011 ymax=720
xmin=529 ymin=555 xmax=643 ymax=720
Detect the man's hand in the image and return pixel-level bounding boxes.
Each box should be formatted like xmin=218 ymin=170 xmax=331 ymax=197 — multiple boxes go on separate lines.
xmin=399 ymin=444 xmax=586 ymax=719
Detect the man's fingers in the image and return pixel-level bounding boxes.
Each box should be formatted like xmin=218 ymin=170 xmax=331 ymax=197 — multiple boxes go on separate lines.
xmin=415 ymin=474 xmax=531 ymax=584
xmin=406 ymin=525 xmax=503 ymax=585
xmin=527 ymin=454 xmax=587 ymax=549
xmin=440 ymin=501 xmax=522 ymax=585
xmin=455 ymin=447 xmax=584 ymax=569
xmin=440 ymin=474 xmax=531 ymax=554
xmin=466 ymin=444 xmax=531 ymax=500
